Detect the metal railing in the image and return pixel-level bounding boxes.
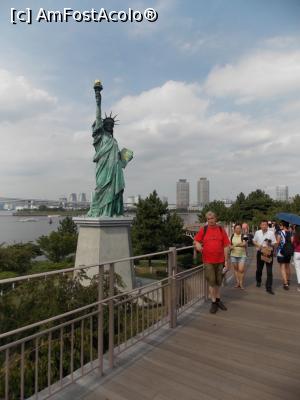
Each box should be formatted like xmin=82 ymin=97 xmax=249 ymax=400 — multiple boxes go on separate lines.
xmin=0 ymin=246 xmax=207 ymax=400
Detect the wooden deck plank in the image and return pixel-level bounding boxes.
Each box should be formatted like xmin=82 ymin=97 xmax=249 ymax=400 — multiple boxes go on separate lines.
xmin=58 ymin=248 xmax=300 ymax=400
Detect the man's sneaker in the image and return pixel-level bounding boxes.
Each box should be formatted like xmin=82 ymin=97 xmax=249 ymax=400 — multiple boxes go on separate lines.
xmin=217 ymin=300 xmax=227 ymax=311
xmin=266 ymin=289 xmax=275 ymax=295
xmin=210 ymin=302 xmax=218 ymax=314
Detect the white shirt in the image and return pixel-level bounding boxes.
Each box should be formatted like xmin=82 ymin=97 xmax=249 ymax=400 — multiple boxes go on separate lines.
xmin=253 ymin=229 xmax=276 ymax=246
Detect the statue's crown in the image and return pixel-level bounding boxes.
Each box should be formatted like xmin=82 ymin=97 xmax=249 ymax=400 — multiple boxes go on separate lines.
xmin=103 ymin=112 xmax=119 ymax=125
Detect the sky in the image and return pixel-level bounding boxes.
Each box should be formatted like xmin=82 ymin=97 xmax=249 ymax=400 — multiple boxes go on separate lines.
xmin=1 ymin=0 xmax=300 ymax=203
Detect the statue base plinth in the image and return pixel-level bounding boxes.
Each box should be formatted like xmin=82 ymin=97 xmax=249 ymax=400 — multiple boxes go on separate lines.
xmin=73 ymin=216 xmax=135 ymax=290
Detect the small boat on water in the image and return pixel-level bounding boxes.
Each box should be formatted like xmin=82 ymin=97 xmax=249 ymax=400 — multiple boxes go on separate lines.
xmin=18 ymin=218 xmax=38 ymax=222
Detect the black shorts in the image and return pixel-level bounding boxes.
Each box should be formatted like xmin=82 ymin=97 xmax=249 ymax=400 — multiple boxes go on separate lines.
xmin=277 ymin=255 xmax=291 ymax=264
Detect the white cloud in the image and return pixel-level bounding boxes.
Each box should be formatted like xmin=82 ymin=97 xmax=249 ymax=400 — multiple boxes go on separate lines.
xmin=263 ymin=36 xmax=300 ymax=49
xmin=0 ymin=69 xmax=57 ymax=121
xmin=174 ymin=33 xmax=221 ymax=55
xmin=204 ymin=49 xmax=300 ymax=102
xmin=1 ymin=75 xmax=300 ymax=202
xmin=109 ymin=80 xmax=300 ymax=200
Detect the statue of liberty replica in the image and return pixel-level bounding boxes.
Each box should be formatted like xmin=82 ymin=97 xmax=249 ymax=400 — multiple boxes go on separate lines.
xmin=88 ymin=80 xmax=133 ymax=217
xmin=74 ymin=80 xmax=135 ymax=289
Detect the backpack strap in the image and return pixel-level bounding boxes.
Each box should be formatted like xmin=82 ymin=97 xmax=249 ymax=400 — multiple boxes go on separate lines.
xmin=230 ymin=233 xmax=234 ymax=244
xmin=203 ymin=225 xmax=224 ymax=239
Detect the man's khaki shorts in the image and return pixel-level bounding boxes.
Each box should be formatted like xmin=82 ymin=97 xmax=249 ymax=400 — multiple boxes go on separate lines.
xmin=204 ymin=263 xmax=223 ymax=287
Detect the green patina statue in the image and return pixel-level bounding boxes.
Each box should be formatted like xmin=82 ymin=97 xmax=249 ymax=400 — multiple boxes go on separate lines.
xmin=87 ymin=80 xmax=133 ymax=217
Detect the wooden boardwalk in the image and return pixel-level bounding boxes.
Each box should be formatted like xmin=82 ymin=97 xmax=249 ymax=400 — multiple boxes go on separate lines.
xmin=56 ymin=249 xmax=300 ymax=400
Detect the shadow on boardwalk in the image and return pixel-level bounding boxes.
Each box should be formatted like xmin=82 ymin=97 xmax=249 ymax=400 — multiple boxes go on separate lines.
xmin=55 ymin=249 xmax=300 ymax=400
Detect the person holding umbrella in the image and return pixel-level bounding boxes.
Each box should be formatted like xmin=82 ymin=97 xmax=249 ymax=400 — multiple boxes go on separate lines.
xmin=276 ymin=213 xmax=300 ymax=292
xmin=276 ymin=221 xmax=292 ymax=290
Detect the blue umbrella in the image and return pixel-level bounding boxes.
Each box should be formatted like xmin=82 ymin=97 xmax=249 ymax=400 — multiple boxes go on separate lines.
xmin=276 ymin=212 xmax=300 ymax=226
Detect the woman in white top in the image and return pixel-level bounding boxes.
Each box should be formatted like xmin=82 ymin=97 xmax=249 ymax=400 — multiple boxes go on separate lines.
xmin=230 ymin=223 xmax=248 ymax=289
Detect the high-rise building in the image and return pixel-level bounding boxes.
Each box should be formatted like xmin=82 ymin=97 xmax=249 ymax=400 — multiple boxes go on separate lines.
xmin=276 ymin=185 xmax=288 ymax=202
xmin=69 ymin=193 xmax=77 ymax=203
xmin=78 ymin=192 xmax=87 ymax=203
xmin=176 ymin=179 xmax=189 ymax=209
xmin=197 ymin=177 xmax=210 ymax=207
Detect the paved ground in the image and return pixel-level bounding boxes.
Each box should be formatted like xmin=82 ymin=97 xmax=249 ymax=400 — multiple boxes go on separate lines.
xmin=54 ymin=249 xmax=300 ymax=400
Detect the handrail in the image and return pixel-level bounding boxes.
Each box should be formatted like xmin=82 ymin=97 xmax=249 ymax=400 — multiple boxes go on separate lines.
xmin=0 ymin=245 xmax=206 ymax=400
xmin=0 ymin=260 xmax=200 ymax=341
xmin=0 ymin=246 xmax=193 ymax=285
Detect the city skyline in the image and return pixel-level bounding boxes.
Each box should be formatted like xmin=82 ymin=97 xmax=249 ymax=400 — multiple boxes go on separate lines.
xmin=0 ymin=181 xmax=294 ymax=205
xmin=1 ymin=1 xmax=300 ymax=201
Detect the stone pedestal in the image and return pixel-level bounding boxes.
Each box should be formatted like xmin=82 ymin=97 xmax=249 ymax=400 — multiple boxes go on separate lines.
xmin=73 ymin=217 xmax=135 ymax=290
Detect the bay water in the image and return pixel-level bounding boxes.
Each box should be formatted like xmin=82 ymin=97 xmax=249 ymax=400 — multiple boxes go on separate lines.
xmin=0 ymin=211 xmax=62 ymax=245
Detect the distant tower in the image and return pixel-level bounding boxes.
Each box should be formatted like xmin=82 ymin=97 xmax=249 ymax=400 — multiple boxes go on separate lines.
xmin=78 ymin=193 xmax=87 ymax=203
xmin=197 ymin=177 xmax=209 ymax=207
xmin=176 ymin=179 xmax=189 ymax=209
xmin=69 ymin=193 xmax=77 ymax=203
xmin=276 ymin=185 xmax=288 ymax=202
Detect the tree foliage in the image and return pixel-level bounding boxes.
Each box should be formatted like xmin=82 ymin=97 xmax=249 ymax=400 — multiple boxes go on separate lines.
xmin=131 ymin=191 xmax=185 ymax=257
xmin=0 ymin=243 xmax=41 ymax=274
xmin=37 ymin=217 xmax=78 ymax=263
xmin=198 ymin=190 xmax=300 ymax=227
xmin=199 ymin=201 xmax=230 ymax=223
xmin=0 ymin=271 xmax=123 ymax=399
xmin=57 ymin=216 xmax=78 ymax=235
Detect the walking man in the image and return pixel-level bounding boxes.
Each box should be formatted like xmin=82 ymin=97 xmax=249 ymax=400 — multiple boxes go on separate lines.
xmin=253 ymin=220 xmax=277 ymax=294
xmin=194 ymin=211 xmax=230 ymax=314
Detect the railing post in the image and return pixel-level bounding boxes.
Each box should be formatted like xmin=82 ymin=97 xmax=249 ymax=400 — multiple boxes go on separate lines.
xmin=108 ymin=263 xmax=115 ymax=368
xmin=98 ymin=265 xmax=104 ymax=374
xmin=168 ymin=247 xmax=177 ymax=328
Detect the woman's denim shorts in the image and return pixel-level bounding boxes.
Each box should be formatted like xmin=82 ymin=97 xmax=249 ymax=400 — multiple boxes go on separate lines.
xmin=230 ymin=256 xmax=247 ymax=264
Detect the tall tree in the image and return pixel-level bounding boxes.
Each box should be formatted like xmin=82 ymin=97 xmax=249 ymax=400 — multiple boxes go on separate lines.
xmin=37 ymin=217 xmax=78 ymax=263
xmin=131 ymin=191 xmax=185 ymax=260
xmin=57 ymin=216 xmax=78 ymax=235
xmin=198 ymin=201 xmax=230 ymax=223
xmin=292 ymin=195 xmax=300 ymax=214
xmin=242 ymin=190 xmax=273 ymax=221
xmin=163 ymin=212 xmax=185 ymax=248
xmin=0 ymin=243 xmax=41 ymax=274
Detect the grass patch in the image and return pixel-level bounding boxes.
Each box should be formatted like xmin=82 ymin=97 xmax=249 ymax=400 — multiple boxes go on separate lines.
xmin=28 ymin=260 xmax=72 ymax=274
xmin=0 ymin=271 xmax=18 ymax=279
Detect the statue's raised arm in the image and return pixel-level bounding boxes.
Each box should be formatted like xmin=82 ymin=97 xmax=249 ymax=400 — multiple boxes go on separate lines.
xmin=92 ymin=80 xmax=103 ymax=136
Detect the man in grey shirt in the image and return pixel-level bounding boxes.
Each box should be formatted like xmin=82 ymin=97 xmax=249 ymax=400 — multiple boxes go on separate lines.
xmin=253 ymin=220 xmax=277 ymax=294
